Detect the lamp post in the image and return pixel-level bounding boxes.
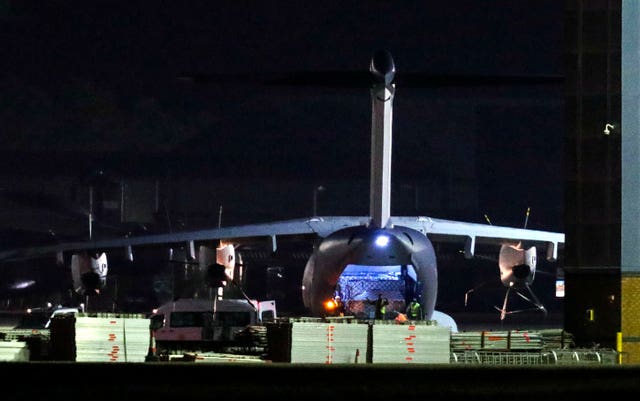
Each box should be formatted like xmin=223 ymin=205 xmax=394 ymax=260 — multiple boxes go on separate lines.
xmin=313 ymin=185 xmax=325 ymax=216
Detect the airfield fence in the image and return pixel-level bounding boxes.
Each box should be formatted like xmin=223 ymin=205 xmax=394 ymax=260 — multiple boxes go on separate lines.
xmin=450 ymin=348 xmax=619 ymax=365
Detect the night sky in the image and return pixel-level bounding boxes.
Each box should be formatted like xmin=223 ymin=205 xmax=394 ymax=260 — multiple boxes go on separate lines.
xmin=0 ymin=0 xmax=565 ymax=239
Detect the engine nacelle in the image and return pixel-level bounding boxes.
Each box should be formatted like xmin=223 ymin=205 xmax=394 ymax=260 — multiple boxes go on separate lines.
xmin=71 ymin=252 xmax=108 ymax=295
xmin=498 ymin=243 xmax=537 ymax=288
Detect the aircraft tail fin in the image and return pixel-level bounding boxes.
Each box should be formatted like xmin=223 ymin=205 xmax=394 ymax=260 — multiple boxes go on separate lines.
xmin=368 ymin=50 xmax=395 ymax=228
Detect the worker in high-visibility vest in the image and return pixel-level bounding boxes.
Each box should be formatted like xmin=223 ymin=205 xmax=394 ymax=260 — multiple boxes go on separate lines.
xmin=334 ymin=296 xmax=345 ymax=316
xmin=367 ymin=294 xmax=389 ymax=320
xmin=406 ymin=298 xmax=422 ymax=320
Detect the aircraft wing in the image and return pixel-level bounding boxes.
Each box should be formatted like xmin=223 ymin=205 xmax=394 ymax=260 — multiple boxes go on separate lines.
xmin=0 ymin=216 xmax=370 ymax=263
xmin=0 ymin=215 xmax=563 ymax=263
xmin=389 ymin=216 xmax=564 ymax=261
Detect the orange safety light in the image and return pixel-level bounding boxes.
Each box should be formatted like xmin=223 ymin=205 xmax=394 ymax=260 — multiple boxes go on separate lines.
xmin=324 ymin=299 xmax=337 ymax=311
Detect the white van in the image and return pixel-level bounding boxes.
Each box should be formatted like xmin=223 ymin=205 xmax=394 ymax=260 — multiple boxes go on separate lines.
xmin=149 ymin=298 xmax=276 ymax=351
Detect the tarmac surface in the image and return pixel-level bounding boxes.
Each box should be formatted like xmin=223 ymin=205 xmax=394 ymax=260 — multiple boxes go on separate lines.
xmin=2 ymin=361 xmax=639 ymax=400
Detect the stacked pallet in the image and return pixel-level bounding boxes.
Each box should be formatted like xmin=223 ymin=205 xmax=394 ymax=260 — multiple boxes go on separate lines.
xmin=290 ymin=321 xmax=368 ymax=364
xmin=537 ymin=328 xmax=576 ymax=349
xmin=372 ymin=323 xmax=451 ymax=364
xmin=75 ymin=314 xmax=150 ymax=363
xmin=0 ymin=341 xmax=29 ymax=361
xmin=191 ymin=352 xmax=267 ymax=363
xmin=234 ymin=324 xmax=268 ymax=348
xmin=0 ymin=328 xmax=49 ymax=341
xmin=451 ymin=330 xmax=544 ymax=352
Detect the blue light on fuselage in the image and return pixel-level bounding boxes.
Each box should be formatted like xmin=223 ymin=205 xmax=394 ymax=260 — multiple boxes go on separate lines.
xmin=375 ymin=234 xmax=389 ymax=247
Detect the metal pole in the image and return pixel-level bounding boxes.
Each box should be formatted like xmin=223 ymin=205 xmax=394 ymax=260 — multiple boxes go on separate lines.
xmin=89 ymin=186 xmax=93 ymax=240
xmin=120 ymin=179 xmax=125 ymax=223
xmin=313 ymin=185 xmax=325 ymax=216
xmin=313 ymin=189 xmax=317 ymax=216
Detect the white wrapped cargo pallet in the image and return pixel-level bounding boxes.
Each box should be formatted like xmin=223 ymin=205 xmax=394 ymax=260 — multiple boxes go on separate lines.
xmin=0 ymin=341 xmax=30 ymax=361
xmin=372 ymin=324 xmax=450 ymax=364
xmin=290 ymin=321 xmax=368 ymax=364
xmin=75 ymin=315 xmax=150 ymax=363
xmin=120 ymin=317 xmax=151 ymax=362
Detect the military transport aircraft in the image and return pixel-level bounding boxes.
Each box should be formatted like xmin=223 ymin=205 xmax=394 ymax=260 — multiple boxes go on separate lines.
xmin=0 ymin=50 xmax=564 ymax=321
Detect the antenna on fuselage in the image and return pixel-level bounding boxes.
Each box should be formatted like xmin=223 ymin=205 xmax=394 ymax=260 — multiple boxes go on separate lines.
xmin=484 ymin=214 xmax=492 ymax=225
xmin=369 ymin=50 xmax=396 ymax=229
xmin=523 ymin=207 xmax=531 ymax=229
